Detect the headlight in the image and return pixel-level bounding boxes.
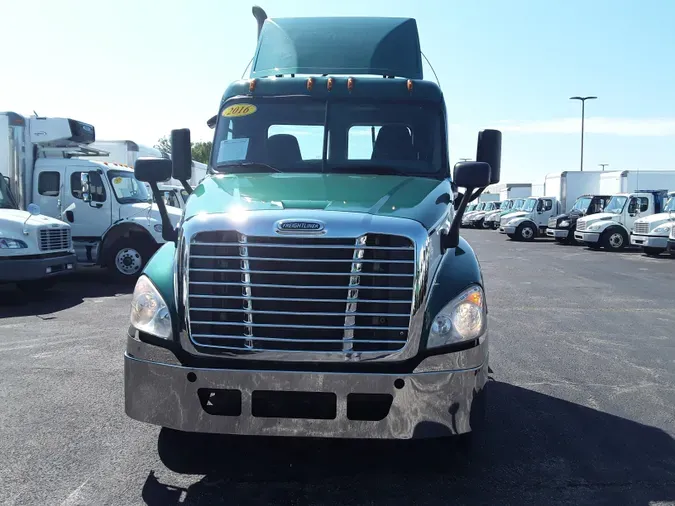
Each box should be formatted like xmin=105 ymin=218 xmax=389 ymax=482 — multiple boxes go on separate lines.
xmin=428 ymin=285 xmax=486 ymax=349
xmin=130 ymin=275 xmax=172 ymax=339
xmin=0 ymin=238 xmax=28 ymax=249
xmin=653 ymin=225 xmax=671 ymax=235
xmin=560 ymin=220 xmax=570 ymax=228
xmin=587 ymin=223 xmax=603 ymax=231
xmin=153 ymin=224 xmax=163 ymax=233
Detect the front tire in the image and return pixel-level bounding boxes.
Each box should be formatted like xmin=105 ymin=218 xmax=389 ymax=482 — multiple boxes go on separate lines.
xmin=516 ymin=222 xmax=536 ymax=242
xmin=106 ymin=237 xmax=155 ymax=282
xmin=601 ymin=228 xmax=629 ymax=251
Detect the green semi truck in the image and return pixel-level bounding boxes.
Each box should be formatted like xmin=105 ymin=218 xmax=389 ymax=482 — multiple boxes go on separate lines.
xmin=124 ymin=7 xmax=501 ymax=444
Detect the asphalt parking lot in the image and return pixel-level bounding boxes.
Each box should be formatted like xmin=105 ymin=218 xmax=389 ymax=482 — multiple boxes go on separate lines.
xmin=1 ymin=230 xmax=674 ymax=506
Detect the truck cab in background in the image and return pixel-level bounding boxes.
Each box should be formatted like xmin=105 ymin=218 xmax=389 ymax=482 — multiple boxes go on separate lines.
xmin=468 ymin=201 xmax=501 ymax=229
xmin=486 ymin=198 xmax=525 ymax=230
xmin=575 ymin=190 xmax=670 ymax=251
xmin=499 ymin=196 xmax=561 ymax=241
xmin=156 ymin=183 xmax=189 ymax=211
xmin=0 ymin=171 xmax=76 ymax=292
xmin=546 ymin=194 xmax=611 ymax=244
xmin=124 ymin=9 xmax=503 ymax=444
xmin=630 ymin=191 xmax=675 ymax=256
xmin=667 ymin=220 xmax=675 ymax=257
xmin=461 ymin=202 xmax=485 ymax=227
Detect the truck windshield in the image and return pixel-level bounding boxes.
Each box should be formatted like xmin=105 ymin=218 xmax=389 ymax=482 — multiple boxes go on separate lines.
xmin=571 ymin=197 xmax=592 ymax=212
xmin=512 ymin=199 xmax=525 ymax=210
xmin=664 ymin=197 xmax=675 ymax=212
xmin=211 ymin=97 xmax=446 ymax=179
xmin=107 ymin=170 xmax=151 ymax=204
xmin=605 ymin=196 xmax=627 ymax=214
xmin=523 ymin=198 xmax=537 ymax=212
xmin=0 ymin=177 xmax=17 ymax=209
xmin=501 ymin=201 xmax=512 ymax=211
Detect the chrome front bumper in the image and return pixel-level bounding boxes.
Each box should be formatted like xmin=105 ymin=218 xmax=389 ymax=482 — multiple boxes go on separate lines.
xmin=574 ymin=231 xmax=600 ymax=243
xmin=499 ymin=225 xmax=515 ymax=234
xmin=630 ymin=234 xmax=668 ymax=249
xmin=125 ymin=335 xmax=488 ymax=439
xmin=546 ymin=228 xmax=569 ymax=239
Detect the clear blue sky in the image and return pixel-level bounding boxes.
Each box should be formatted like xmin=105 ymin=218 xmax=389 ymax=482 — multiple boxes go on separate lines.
xmin=2 ymin=0 xmax=674 ymax=185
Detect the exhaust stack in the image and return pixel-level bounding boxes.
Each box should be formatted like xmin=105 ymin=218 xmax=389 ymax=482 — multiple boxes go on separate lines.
xmin=252 ymin=5 xmax=268 ymax=40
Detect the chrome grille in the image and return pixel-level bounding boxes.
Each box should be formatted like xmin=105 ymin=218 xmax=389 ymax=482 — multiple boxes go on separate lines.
xmin=576 ymin=221 xmax=587 ymax=231
xmin=633 ymin=222 xmax=649 ymax=234
xmin=548 ymin=218 xmax=557 ymax=228
xmin=187 ymin=232 xmax=416 ymax=354
xmin=38 ymin=227 xmax=71 ymax=251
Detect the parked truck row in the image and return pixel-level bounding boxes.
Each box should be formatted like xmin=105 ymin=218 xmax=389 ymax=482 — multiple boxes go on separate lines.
xmin=465 ymin=169 xmax=675 ymax=257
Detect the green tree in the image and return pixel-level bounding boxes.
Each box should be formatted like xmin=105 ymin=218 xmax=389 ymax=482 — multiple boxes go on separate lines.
xmin=154 ymin=137 xmax=212 ymax=164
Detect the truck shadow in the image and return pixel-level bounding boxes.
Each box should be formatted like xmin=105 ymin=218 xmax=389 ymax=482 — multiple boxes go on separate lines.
xmin=141 ymin=381 xmax=675 ymax=505
xmin=0 ymin=268 xmax=132 ymax=317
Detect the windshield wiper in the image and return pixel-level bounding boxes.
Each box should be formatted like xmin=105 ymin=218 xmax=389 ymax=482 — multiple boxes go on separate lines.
xmin=216 ymin=162 xmax=281 ymax=173
xmin=329 ymin=165 xmax=418 ymax=178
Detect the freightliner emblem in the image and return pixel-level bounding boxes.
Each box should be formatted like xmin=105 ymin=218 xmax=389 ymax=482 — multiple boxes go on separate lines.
xmin=276 ymin=219 xmax=325 ymax=233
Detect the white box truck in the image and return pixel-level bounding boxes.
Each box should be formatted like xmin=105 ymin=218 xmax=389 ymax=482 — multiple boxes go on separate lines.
xmin=630 ymin=191 xmax=675 ymax=256
xmin=598 ymin=170 xmax=675 ymax=194
xmin=575 ymin=189 xmax=672 ymax=251
xmin=1 ymin=113 xmax=76 ymax=291
xmin=1 ymin=112 xmax=182 ymax=281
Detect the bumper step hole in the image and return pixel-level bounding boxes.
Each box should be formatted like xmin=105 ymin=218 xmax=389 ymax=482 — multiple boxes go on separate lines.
xmin=198 ymin=388 xmax=242 ymax=416
xmin=252 ymin=391 xmax=337 ymax=420
xmin=394 ymin=378 xmax=405 ymax=389
xmin=347 ymin=393 xmax=393 ymax=421
xmin=187 ymin=372 xmax=197 ymax=383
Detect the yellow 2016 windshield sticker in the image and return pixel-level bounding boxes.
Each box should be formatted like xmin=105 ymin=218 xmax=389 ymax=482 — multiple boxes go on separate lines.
xmin=113 ymin=177 xmax=122 ymax=184
xmin=222 ymin=104 xmax=257 ymax=118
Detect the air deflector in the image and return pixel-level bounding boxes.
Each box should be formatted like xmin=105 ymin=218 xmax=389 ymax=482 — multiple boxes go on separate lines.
xmin=250 ymin=17 xmax=423 ymax=79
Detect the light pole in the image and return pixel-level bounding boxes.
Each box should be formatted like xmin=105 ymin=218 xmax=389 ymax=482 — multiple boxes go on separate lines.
xmin=599 ymin=163 xmax=608 ymax=171
xmin=569 ymin=96 xmax=597 ymax=171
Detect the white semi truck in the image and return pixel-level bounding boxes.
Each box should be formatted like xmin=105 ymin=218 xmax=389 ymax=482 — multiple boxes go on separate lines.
xmin=629 ymin=191 xmax=675 ymax=256
xmin=467 ymin=201 xmax=501 ymax=228
xmin=667 ymin=221 xmax=675 ymax=257
xmin=575 ymin=189 xmax=671 ymax=251
xmin=1 ymin=113 xmax=76 ymax=291
xmin=484 ymin=197 xmax=525 ymax=230
xmin=1 ymin=112 xmax=182 ymax=281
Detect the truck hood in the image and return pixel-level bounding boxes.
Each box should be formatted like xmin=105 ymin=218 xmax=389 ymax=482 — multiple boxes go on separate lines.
xmin=634 ymin=212 xmax=675 ymax=229
xmin=578 ymin=212 xmax=617 ymax=225
xmin=0 ymin=209 xmax=70 ymax=229
xmin=119 ymin=202 xmax=182 ymax=226
xmin=184 ymin=173 xmax=450 ymax=230
xmin=470 ymin=211 xmax=487 ymax=220
xmin=502 ymin=211 xmax=529 ymax=221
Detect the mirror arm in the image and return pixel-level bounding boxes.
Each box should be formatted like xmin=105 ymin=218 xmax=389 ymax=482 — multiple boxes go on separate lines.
xmin=179 ymin=179 xmax=193 ymax=195
xmin=443 ymin=187 xmax=485 ymax=253
xmin=148 ymin=181 xmax=178 ymax=243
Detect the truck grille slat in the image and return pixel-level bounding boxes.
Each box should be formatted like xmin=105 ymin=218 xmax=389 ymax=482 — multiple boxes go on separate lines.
xmin=634 ymin=223 xmax=649 ymax=234
xmin=38 ymin=227 xmax=71 ymax=252
xmin=577 ymin=221 xmax=587 ymax=231
xmin=187 ymin=231 xmax=415 ymax=354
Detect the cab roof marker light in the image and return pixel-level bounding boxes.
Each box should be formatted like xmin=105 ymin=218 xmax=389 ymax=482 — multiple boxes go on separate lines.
xmin=407 ymin=79 xmax=413 ymax=92
xmin=327 ymin=77 xmax=334 ymax=91
xmin=249 ymin=79 xmax=257 ymax=92
xmin=307 ymin=77 xmax=314 ymax=91
xmin=347 ymin=77 xmax=355 ymax=92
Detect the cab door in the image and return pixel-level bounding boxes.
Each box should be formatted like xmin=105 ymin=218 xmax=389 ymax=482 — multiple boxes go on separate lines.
xmin=33 ymin=166 xmax=64 ymax=219
xmin=64 ymin=167 xmax=113 ymax=239
xmin=625 ymin=196 xmax=650 ymax=232
xmin=535 ymin=198 xmax=554 ymax=227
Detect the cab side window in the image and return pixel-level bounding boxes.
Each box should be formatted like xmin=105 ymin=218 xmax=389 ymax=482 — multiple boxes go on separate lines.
xmin=638 ymin=197 xmax=649 ymax=212
xmin=70 ymin=172 xmax=106 ymax=202
xmin=541 ymin=199 xmax=553 ymax=211
xmin=38 ymin=172 xmax=60 ymax=196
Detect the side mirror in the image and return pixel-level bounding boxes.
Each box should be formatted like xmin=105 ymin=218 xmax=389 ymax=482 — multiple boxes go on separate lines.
xmin=207 ymin=115 xmax=217 ymax=129
xmin=453 ymin=161 xmax=491 ymax=189
xmin=135 ymin=158 xmax=173 ymax=183
xmin=80 ymin=173 xmax=91 ymax=202
xmin=171 ymin=128 xmax=193 ymax=182
xmin=27 ymin=203 xmax=41 ymax=216
xmin=476 ymin=129 xmax=502 ymax=184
